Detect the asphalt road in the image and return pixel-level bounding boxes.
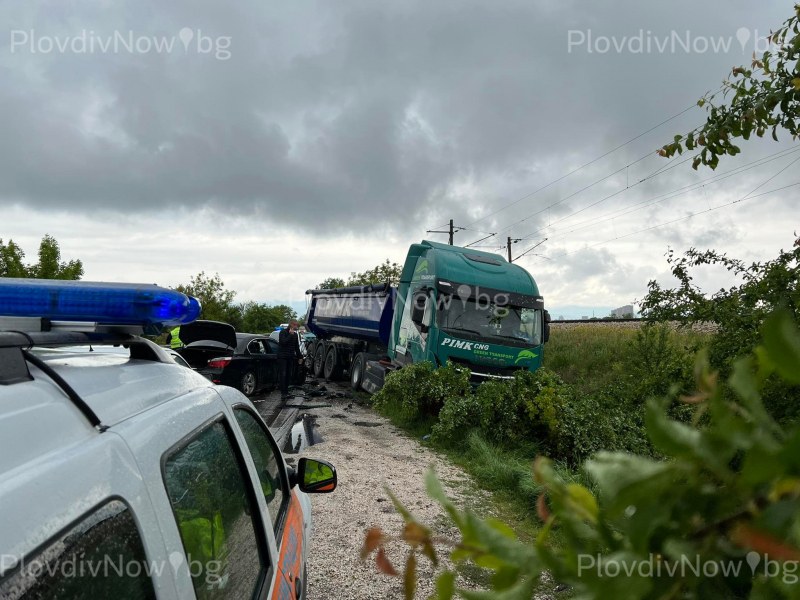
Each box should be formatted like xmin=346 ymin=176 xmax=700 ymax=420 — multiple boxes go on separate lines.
xmin=251 ymin=377 xmax=354 ymax=453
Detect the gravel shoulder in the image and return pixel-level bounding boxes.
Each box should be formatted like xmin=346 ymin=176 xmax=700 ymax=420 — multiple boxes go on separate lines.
xmin=294 ymin=396 xmax=489 ymax=599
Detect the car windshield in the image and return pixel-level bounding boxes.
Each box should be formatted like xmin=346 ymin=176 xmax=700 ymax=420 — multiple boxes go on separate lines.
xmin=437 ymin=296 xmax=542 ymax=346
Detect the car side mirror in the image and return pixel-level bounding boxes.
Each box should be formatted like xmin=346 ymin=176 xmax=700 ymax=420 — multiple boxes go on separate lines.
xmin=410 ymin=290 xmax=427 ymax=326
xmin=297 ymin=457 xmax=337 ymax=493
xmin=543 ymin=310 xmax=551 ymax=344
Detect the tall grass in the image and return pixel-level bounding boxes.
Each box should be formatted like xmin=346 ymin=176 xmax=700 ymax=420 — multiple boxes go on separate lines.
xmin=544 ymin=324 xmax=709 ymax=397
xmin=543 ymin=325 xmax=640 ymax=395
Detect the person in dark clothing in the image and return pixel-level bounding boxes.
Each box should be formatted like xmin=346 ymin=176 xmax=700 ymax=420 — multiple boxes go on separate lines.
xmin=278 ymin=320 xmax=302 ymax=400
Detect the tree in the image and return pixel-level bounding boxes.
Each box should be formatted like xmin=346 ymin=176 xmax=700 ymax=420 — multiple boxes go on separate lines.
xmin=347 ymin=259 xmax=402 ymax=286
xmin=366 ymin=9 xmax=800 ymax=593
xmin=176 ymin=272 xmax=239 ymax=326
xmin=660 ymin=5 xmax=800 ymax=169
xmin=316 ymin=277 xmax=346 ymax=290
xmin=0 ymin=235 xmax=83 ymax=279
xmin=239 ymin=302 xmax=297 ymax=333
xmin=28 ymin=234 xmax=84 ymax=279
xmin=316 ymin=259 xmax=403 ymax=289
xmin=0 ymin=239 xmax=27 ymax=278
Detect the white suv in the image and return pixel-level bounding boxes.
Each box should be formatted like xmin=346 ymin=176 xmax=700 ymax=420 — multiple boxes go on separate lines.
xmin=0 ymin=279 xmax=336 ymax=600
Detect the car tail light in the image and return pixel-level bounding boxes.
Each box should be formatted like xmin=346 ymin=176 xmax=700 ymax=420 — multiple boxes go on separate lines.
xmin=207 ymin=357 xmax=232 ymax=369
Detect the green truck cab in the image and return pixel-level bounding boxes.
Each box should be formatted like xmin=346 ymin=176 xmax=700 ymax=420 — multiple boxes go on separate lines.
xmin=387 ymin=240 xmax=549 ymax=382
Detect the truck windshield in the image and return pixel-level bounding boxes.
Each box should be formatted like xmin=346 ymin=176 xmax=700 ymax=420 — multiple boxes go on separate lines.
xmin=437 ymin=296 xmax=542 ymax=346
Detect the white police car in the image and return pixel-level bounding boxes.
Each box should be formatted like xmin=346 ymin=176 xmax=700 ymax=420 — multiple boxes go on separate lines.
xmin=0 ymin=279 xmax=336 ymax=600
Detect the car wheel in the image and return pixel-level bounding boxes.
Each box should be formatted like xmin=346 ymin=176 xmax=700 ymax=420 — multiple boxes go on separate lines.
xmin=323 ymin=345 xmax=342 ymax=381
xmin=240 ymin=371 xmax=257 ymax=396
xmin=350 ymin=352 xmax=365 ymax=390
xmin=312 ymin=342 xmax=325 ymax=378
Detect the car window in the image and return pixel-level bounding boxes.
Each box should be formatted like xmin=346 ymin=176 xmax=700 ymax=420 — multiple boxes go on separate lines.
xmin=247 ymin=340 xmax=265 ymax=355
xmin=163 ymin=420 xmax=266 ymax=599
xmin=169 ymin=351 xmax=192 ymax=368
xmin=0 ymin=500 xmax=156 ymax=599
xmin=265 ymin=339 xmax=279 ymax=354
xmin=233 ymin=408 xmax=288 ymax=533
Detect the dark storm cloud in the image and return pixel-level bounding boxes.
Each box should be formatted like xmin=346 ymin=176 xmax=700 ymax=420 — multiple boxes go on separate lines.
xmin=0 ymin=0 xmax=792 ymax=237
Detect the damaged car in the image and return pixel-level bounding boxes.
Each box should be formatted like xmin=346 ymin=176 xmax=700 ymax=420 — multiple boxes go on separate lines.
xmin=177 ymin=320 xmax=305 ymax=396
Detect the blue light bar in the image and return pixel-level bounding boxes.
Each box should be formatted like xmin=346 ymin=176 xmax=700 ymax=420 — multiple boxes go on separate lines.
xmin=0 ymin=279 xmax=201 ymax=327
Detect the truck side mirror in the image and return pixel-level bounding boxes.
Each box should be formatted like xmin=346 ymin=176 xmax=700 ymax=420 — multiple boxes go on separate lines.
xmin=410 ymin=290 xmax=427 ymax=325
xmin=543 ymin=310 xmax=551 ymax=344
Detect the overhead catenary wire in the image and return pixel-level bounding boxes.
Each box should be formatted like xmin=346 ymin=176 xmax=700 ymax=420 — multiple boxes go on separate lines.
xmin=517 ymin=146 xmax=800 ymax=243
xmin=524 ymin=172 xmax=800 ymax=264
xmin=546 ymin=147 xmax=800 ymax=241
xmin=464 ymin=233 xmax=497 ymax=248
xmin=465 ymin=88 xmax=724 ymax=231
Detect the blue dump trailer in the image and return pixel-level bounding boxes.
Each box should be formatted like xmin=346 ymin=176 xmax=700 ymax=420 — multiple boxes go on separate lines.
xmin=305 ymin=282 xmax=396 ymax=384
xmin=306 ymin=240 xmax=550 ymax=393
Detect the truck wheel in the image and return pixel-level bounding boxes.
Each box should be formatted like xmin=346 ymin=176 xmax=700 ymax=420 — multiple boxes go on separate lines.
xmin=313 ymin=342 xmax=325 ymax=378
xmin=351 ymin=353 xmax=365 ymax=390
xmin=323 ymin=345 xmax=343 ymax=380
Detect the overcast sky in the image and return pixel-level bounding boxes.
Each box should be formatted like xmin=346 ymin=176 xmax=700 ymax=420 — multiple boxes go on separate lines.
xmin=2 ymin=0 xmax=797 ymax=318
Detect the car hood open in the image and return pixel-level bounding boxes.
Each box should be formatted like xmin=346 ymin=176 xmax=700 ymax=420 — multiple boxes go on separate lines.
xmin=178 ymin=320 xmax=237 ymax=349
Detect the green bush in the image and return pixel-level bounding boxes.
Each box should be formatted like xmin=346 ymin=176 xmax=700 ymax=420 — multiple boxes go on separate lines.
xmin=372 ymin=361 xmax=470 ymax=426
xmin=553 ymin=381 xmax=661 ymax=467
xmin=431 ymin=368 xmax=571 ymax=452
xmin=641 ymin=243 xmax=800 ymax=423
xmin=627 ymin=324 xmax=696 ymax=403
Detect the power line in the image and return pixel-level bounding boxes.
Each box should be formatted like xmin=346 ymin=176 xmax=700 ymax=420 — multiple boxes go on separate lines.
xmin=504 ymin=153 xmax=693 ymax=241
xmin=464 ymin=233 xmax=496 ymax=248
xmin=513 ymin=238 xmax=548 ymax=262
xmin=526 ymin=175 xmax=800 ymax=263
xmin=465 ymin=90 xmax=719 ymax=230
xmin=522 ymin=148 xmax=800 ymax=244
xmin=536 ymin=148 xmax=800 ymax=239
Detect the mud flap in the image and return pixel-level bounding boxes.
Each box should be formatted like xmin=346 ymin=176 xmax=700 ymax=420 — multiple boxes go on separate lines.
xmin=362 ymin=360 xmax=393 ymax=394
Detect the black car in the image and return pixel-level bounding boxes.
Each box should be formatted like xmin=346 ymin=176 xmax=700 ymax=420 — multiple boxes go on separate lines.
xmin=177 ymin=320 xmax=305 ymax=395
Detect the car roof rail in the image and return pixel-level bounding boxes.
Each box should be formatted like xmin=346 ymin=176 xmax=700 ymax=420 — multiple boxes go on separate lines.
xmin=0 ymin=327 xmax=174 ymax=434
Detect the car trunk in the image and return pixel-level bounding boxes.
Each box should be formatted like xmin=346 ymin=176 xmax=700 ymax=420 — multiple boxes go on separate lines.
xmin=176 ymin=321 xmax=238 ymax=369
xmin=178 ymin=340 xmax=233 ymax=369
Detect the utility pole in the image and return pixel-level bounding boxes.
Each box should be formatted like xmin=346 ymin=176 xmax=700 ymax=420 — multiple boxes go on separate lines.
xmin=426 ymin=220 xmax=463 ymax=245
xmin=506 ymin=237 xmax=522 ymax=262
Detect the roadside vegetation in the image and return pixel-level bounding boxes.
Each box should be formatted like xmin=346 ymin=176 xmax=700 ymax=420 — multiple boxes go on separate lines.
xmin=365 ymin=240 xmax=799 ymax=599
xmin=365 ymin=238 xmax=800 ymax=598
xmin=367 ymin=324 xmax=704 ymax=533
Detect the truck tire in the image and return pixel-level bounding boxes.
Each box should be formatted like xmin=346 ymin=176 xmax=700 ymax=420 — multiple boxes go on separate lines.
xmin=350 ymin=353 xmax=365 ymax=390
xmin=312 ymin=342 xmax=325 ymax=378
xmin=323 ymin=345 xmax=343 ymax=381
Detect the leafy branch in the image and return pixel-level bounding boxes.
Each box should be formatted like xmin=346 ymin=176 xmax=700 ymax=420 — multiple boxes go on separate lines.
xmin=659 ymin=5 xmax=800 ymax=169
